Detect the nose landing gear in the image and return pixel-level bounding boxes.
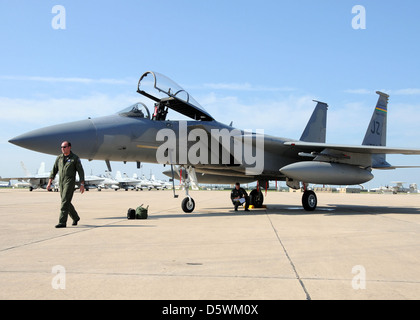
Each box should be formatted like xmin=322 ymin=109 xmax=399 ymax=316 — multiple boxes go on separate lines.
xmin=181 ymin=196 xmax=195 ymax=213
xmin=172 ymin=165 xmax=198 ymax=213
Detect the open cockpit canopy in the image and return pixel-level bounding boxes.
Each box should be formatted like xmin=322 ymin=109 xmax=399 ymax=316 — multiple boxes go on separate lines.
xmin=137 ymin=71 xmax=214 ymax=121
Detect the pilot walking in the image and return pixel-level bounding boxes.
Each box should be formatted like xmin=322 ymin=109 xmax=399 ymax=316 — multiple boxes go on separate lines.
xmin=47 ymin=141 xmax=85 ymax=228
xmin=231 ymin=182 xmax=250 ymax=212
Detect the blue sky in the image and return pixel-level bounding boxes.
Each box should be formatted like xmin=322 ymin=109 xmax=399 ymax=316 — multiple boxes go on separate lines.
xmin=1 ymin=0 xmax=420 ymax=189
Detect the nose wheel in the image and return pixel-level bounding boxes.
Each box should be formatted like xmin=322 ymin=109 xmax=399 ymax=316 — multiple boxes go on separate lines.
xmin=181 ymin=196 xmax=195 ymax=213
xmin=175 ymin=166 xmax=197 ymax=213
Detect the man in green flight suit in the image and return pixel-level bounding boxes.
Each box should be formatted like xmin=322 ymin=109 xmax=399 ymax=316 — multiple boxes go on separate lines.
xmin=47 ymin=141 xmax=85 ymax=228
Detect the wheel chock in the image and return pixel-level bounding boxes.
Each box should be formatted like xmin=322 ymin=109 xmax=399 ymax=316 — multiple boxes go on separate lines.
xmin=248 ymin=205 xmax=267 ymax=209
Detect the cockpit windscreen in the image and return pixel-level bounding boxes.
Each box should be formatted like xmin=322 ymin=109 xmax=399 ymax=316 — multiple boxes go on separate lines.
xmin=118 ymin=102 xmax=150 ymax=119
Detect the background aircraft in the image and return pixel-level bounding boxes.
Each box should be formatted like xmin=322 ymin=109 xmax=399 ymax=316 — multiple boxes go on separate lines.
xmin=0 ymin=161 xmax=105 ymax=191
xmin=114 ymin=171 xmax=140 ymax=191
xmin=132 ymin=173 xmax=154 ymax=190
xmin=8 ymin=71 xmax=420 ymax=211
xmin=82 ymin=174 xmax=105 ymax=191
xmin=149 ymin=174 xmax=172 ymax=190
xmin=0 ymin=180 xmax=12 ymax=188
xmin=0 ymin=162 xmax=54 ymax=191
xmin=370 ymin=181 xmax=419 ymax=194
xmin=96 ymin=171 xmax=120 ymax=190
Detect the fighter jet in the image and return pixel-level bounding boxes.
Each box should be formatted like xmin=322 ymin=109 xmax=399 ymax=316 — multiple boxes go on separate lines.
xmin=114 ymin=171 xmax=140 ymax=191
xmin=0 ymin=180 xmax=12 ymax=188
xmin=149 ymin=174 xmax=172 ymax=190
xmin=97 ymin=171 xmax=120 ymax=190
xmin=0 ymin=161 xmax=104 ymax=191
xmin=0 ymin=162 xmax=55 ymax=191
xmin=82 ymin=174 xmax=105 ymax=191
xmin=131 ymin=173 xmax=154 ymax=190
xmin=9 ymin=71 xmax=420 ymax=212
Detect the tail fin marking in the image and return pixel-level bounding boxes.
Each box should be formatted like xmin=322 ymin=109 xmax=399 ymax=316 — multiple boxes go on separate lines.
xmin=362 ymin=91 xmax=390 ymax=168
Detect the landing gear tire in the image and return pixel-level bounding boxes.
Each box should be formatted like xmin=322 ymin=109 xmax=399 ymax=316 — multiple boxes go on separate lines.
xmin=181 ymin=197 xmax=195 ymax=213
xmin=302 ymin=190 xmax=317 ymax=211
xmin=250 ymin=189 xmax=264 ymax=208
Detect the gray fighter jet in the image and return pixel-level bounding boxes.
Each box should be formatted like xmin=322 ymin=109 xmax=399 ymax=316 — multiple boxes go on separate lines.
xmin=9 ymin=71 xmax=420 ymax=212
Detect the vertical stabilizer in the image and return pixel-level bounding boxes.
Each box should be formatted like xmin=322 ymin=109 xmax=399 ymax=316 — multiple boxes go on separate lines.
xmin=115 ymin=171 xmax=123 ymax=180
xmin=37 ymin=162 xmax=46 ymax=176
xmin=362 ymin=91 xmax=389 ymax=146
xmin=362 ymin=91 xmax=390 ymax=168
xmin=300 ymin=100 xmax=328 ymax=143
xmin=20 ymin=161 xmax=31 ymax=177
xmin=105 ymin=170 xmax=113 ymax=179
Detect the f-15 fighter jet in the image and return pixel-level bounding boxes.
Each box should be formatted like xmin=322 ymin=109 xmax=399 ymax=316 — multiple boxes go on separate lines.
xmin=9 ymin=71 xmax=420 ymax=212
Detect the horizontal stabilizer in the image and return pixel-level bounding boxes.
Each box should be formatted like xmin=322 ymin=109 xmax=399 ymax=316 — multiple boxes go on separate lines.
xmin=284 ymin=141 xmax=420 ymax=155
xmin=374 ymin=165 xmax=420 ymax=170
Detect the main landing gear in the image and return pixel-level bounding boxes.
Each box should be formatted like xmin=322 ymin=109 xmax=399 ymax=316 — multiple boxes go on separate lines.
xmin=251 ymin=182 xmax=317 ymax=211
xmin=173 ymin=167 xmax=268 ymax=213
xmin=287 ymin=179 xmax=317 ymax=211
xmin=249 ymin=188 xmax=264 ymax=208
xmin=302 ymin=190 xmax=317 ymax=211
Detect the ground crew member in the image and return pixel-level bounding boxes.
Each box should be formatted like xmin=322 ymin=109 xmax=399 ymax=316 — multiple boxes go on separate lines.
xmin=47 ymin=141 xmax=85 ymax=228
xmin=231 ymin=182 xmax=250 ymax=211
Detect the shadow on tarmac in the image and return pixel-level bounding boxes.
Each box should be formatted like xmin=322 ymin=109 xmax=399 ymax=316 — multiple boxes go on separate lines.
xmin=265 ymin=204 xmax=420 ymax=216
xmin=89 ymin=203 xmax=420 ymax=223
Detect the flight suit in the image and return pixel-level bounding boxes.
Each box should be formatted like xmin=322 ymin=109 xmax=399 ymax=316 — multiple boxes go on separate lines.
xmin=230 ymin=187 xmax=250 ymax=211
xmin=49 ymin=151 xmax=85 ymax=225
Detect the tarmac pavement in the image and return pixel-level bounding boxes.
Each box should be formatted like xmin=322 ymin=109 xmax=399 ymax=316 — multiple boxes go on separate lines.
xmin=0 ymin=188 xmax=420 ymax=300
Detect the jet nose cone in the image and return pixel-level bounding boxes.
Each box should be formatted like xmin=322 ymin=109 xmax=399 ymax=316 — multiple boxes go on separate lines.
xmin=9 ymin=119 xmax=98 ymax=158
xmin=8 ymin=133 xmax=42 ymax=149
xmin=8 ymin=137 xmax=20 ymax=146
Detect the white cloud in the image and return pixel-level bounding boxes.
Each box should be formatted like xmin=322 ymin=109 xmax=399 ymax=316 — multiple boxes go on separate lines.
xmin=393 ymin=88 xmax=420 ymax=95
xmin=344 ymin=89 xmax=372 ymax=94
xmin=0 ymin=75 xmax=133 ymax=85
xmin=345 ymin=88 xmax=420 ymax=96
xmin=0 ymin=93 xmax=140 ymax=127
xmin=197 ymin=92 xmax=316 ymax=138
xmin=0 ymin=89 xmax=312 ymax=139
xmin=201 ymin=82 xmax=296 ymax=92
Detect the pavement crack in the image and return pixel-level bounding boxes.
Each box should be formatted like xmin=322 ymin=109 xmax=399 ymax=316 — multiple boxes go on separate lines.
xmin=0 ymin=219 xmax=125 ymax=253
xmin=266 ymin=213 xmax=312 ymax=300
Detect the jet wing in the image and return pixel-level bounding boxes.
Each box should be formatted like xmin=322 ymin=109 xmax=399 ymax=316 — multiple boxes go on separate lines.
xmin=283 ymin=141 xmax=420 ymax=169
xmin=0 ymin=175 xmax=40 ymax=181
xmin=283 ymin=141 xmax=420 ymax=155
xmin=84 ymin=176 xmax=105 ymax=185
